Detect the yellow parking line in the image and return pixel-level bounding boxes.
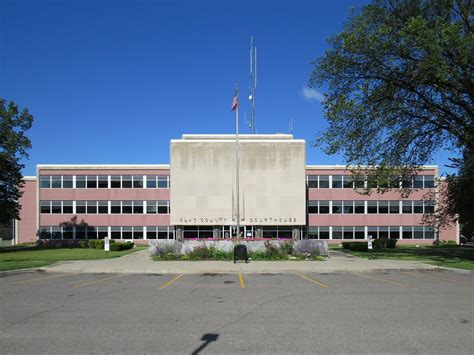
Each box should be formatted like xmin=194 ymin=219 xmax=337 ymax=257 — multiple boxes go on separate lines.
xmin=400 ymin=271 xmax=473 ymax=286
xmin=239 ymin=272 xmax=246 ymax=289
xmin=351 ymin=272 xmax=408 ymax=287
xmin=295 ymin=272 xmax=329 ymax=288
xmin=7 ymin=273 xmax=74 ymax=286
xmin=159 ymin=274 xmax=184 ymax=289
xmin=74 ymin=274 xmax=128 ymax=288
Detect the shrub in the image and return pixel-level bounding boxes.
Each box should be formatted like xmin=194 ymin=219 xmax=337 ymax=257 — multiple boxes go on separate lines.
xmin=264 ymin=242 xmax=284 ymax=259
xmin=386 ymin=239 xmax=398 ymax=248
xmin=110 ymin=241 xmax=134 ymax=251
xmin=78 ymin=241 xmax=89 ymax=248
xmin=188 ymin=246 xmax=213 ymax=260
xmin=372 ymin=238 xmax=386 ymax=250
xmin=282 ymin=242 xmax=294 ymax=256
xmin=342 ymin=242 xmax=368 ymax=251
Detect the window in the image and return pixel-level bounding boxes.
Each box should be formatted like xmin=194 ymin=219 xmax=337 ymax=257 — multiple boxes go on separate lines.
xmin=378 ymin=201 xmax=388 ymax=214
xmin=133 ymin=227 xmax=144 ymax=240
xmin=402 ymin=226 xmax=413 ymax=239
xmin=319 ymin=227 xmax=330 ymax=240
xmin=332 ymin=227 xmax=343 ymax=239
xmin=86 ymin=226 xmax=97 ymax=239
xmin=332 ymin=175 xmax=343 ymax=188
xmin=401 ymin=176 xmax=413 ymax=189
xmin=40 ymin=201 xmax=51 ymax=214
xmin=63 ymin=201 xmax=73 ymax=214
xmin=40 ymin=176 xmax=51 ymax=188
xmin=51 ymin=176 xmax=62 ymax=188
xmin=76 ymin=201 xmax=86 ymax=214
xmin=402 ymin=201 xmax=413 ymax=214
xmin=133 ymin=201 xmax=143 ymax=214
xmin=424 ymin=176 xmax=435 ymax=188
xmin=157 ymin=175 xmax=169 ymax=188
xmin=354 ymin=201 xmax=365 ymax=214
xmin=63 ymin=176 xmax=73 ymax=188
xmin=307 ymin=201 xmax=318 ymax=214
xmin=63 ymin=226 xmax=73 ymax=240
xmin=332 ymin=201 xmax=342 ymax=214
xmin=389 ymin=226 xmax=400 ymax=239
xmin=354 ymin=227 xmax=365 ymax=239
xmin=307 ymin=175 xmax=318 ymax=188
xmin=319 ymin=201 xmax=330 ymax=214
xmin=424 ymin=226 xmax=435 ymax=239
xmin=111 ymin=201 xmax=121 ymax=214
xmin=122 ymin=227 xmax=133 ymax=239
xmin=76 ymin=226 xmax=86 ymax=240
xmin=389 ymin=201 xmax=399 ymax=214
xmin=378 ymin=227 xmax=389 ymax=239
xmin=133 ymin=175 xmax=143 ymax=188
xmin=343 ymin=226 xmax=354 ymax=239
xmin=424 ymin=200 xmax=435 ymax=214
xmin=98 ymin=175 xmax=108 ymax=188
xmin=262 ymin=226 xmax=278 ymax=239
xmin=367 ymin=227 xmax=378 ymax=239
xmin=39 ymin=226 xmax=52 ymax=239
xmin=319 ymin=175 xmax=330 ymax=188
xmin=146 ymin=175 xmax=157 ymax=188
xmin=76 ymin=175 xmax=86 ymax=188
xmin=111 ymin=175 xmax=121 ymax=188
xmin=147 ymin=227 xmax=157 ymax=239
xmin=413 ymin=201 xmax=424 ymax=214
xmin=122 ymin=201 xmax=133 ymax=214
xmin=367 ymin=201 xmax=377 ymax=214
xmin=87 ymin=201 xmax=97 ymax=214
xmin=97 ymin=227 xmax=108 ymax=239
xmin=86 ymin=175 xmax=97 ymax=188
xmin=52 ymin=226 xmax=63 ymax=240
xmin=147 ymin=201 xmax=157 ymax=214
xmin=413 ymin=226 xmax=424 ymax=239
xmin=307 ymin=227 xmax=319 ymax=239
xmin=51 ymin=201 xmax=62 ymax=214
xmin=343 ymin=176 xmax=353 ymax=189
xmin=343 ymin=201 xmax=354 ymax=214
xmin=122 ymin=175 xmax=133 ymax=188
xmin=111 ymin=227 xmax=121 ymax=239
xmin=413 ymin=176 xmax=424 ymax=189
xmin=98 ymin=201 xmax=108 ymax=214
xmin=158 ymin=201 xmax=170 ymax=214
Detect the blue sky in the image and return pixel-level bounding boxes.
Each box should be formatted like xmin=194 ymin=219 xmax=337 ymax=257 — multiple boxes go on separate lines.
xmin=1 ymin=0 xmax=454 ymax=176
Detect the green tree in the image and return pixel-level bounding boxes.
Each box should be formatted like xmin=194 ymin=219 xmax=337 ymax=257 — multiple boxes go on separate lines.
xmin=310 ymin=0 xmax=473 ymax=234
xmin=0 ymin=99 xmax=34 ymax=224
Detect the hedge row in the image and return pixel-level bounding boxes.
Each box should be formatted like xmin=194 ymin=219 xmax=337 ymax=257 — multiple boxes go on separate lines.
xmin=88 ymin=239 xmax=134 ymax=251
xmin=342 ymin=239 xmax=397 ymax=251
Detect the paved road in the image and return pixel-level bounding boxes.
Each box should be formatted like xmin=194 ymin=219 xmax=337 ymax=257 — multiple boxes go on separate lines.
xmin=1 ymin=270 xmax=472 ymax=354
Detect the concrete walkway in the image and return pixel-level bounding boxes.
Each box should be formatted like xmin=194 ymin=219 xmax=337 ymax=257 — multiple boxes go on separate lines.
xmin=42 ymin=249 xmax=441 ymax=274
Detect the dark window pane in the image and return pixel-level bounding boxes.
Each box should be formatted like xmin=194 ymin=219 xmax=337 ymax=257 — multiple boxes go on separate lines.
xmin=332 ymin=201 xmax=342 ymax=214
xmin=402 ymin=201 xmax=413 ymax=213
xmin=52 ymin=227 xmax=63 ymax=240
xmin=319 ymin=176 xmax=329 ymax=188
xmin=51 ymin=201 xmax=62 ymax=214
xmin=98 ymin=201 xmax=108 ymax=214
xmin=111 ymin=202 xmax=121 ymax=214
xmin=122 ymin=201 xmax=133 ymax=214
xmin=40 ymin=201 xmax=50 ymax=214
xmin=147 ymin=201 xmax=157 ymax=214
xmin=367 ymin=201 xmax=377 ymax=214
xmin=401 ymin=177 xmax=413 ymax=189
xmin=63 ymin=176 xmax=73 ymax=188
xmin=424 ymin=176 xmax=435 ymax=188
xmin=367 ymin=228 xmax=378 ymax=239
xmin=76 ymin=202 xmax=86 ymax=214
xmin=111 ymin=227 xmax=121 ymax=239
xmin=76 ymin=176 xmax=86 ymax=188
xmin=389 ymin=227 xmax=399 ymax=239
xmin=63 ymin=227 xmax=73 ymax=240
xmin=319 ymin=227 xmax=330 ymax=240
xmin=40 ymin=176 xmax=51 ymax=188
xmin=111 ymin=175 xmax=121 ymax=188
xmin=307 ymin=175 xmax=318 ymax=188
xmin=378 ymin=227 xmax=389 ymax=239
xmin=63 ymin=201 xmax=73 ymax=214
xmin=424 ymin=201 xmax=435 ymax=214
xmin=157 ymin=202 xmax=169 ymax=214
xmin=133 ymin=227 xmax=143 ymax=239
xmin=122 ymin=227 xmax=133 ymax=239
xmin=355 ymin=201 xmax=365 ymax=214
xmin=343 ymin=227 xmax=354 ymax=239
xmin=414 ymin=227 xmax=424 ymax=239
xmin=332 ymin=175 xmax=343 ymax=188
xmin=133 ymin=201 xmax=143 ymax=214
xmin=343 ymin=176 xmax=353 ymax=189
xmin=343 ymin=201 xmax=354 ymax=214
xmin=97 ymin=227 xmax=108 ymax=239
xmin=424 ymin=227 xmax=434 ymax=239
xmin=319 ymin=201 xmax=329 ymax=214
xmin=157 ymin=176 xmax=169 ymax=188
xmin=76 ymin=227 xmax=86 ymax=240
xmin=51 ymin=176 xmax=62 ymax=188
xmin=389 ymin=201 xmax=399 ymax=214
xmin=354 ymin=228 xmax=365 ymax=239
xmin=86 ymin=176 xmax=97 ymax=188
xmin=133 ymin=176 xmax=143 ymax=188
xmin=332 ymin=227 xmax=342 ymax=239
xmin=307 ymin=227 xmax=319 ymax=239
xmin=157 ymin=227 xmax=169 ymax=239
xmin=402 ymin=227 xmax=413 ymax=239
xmin=147 ymin=228 xmax=157 ymax=239
xmin=413 ymin=176 xmax=424 ymax=189
xmin=98 ymin=176 xmax=108 ymax=188
xmin=122 ymin=175 xmax=132 ymax=188
xmin=87 ymin=201 xmax=97 ymax=214
xmin=146 ymin=176 xmax=157 ymax=188
xmin=378 ymin=201 xmax=388 ymax=214
xmin=307 ymin=202 xmax=318 ymax=214
xmin=413 ymin=202 xmax=424 ymax=213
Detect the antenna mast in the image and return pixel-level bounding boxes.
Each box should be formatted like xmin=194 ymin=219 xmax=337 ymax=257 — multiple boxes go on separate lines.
xmin=249 ymin=36 xmax=257 ymax=134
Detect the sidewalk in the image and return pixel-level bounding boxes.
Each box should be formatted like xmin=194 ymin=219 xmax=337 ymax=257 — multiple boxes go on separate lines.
xmin=42 ymin=249 xmax=441 ymax=274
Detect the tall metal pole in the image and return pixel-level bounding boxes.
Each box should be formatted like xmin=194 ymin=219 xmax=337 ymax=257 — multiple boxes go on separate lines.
xmin=235 ymin=82 xmax=240 ymax=238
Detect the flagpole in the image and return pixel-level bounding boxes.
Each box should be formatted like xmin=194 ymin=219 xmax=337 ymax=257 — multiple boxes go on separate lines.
xmin=235 ymin=82 xmax=240 ymax=239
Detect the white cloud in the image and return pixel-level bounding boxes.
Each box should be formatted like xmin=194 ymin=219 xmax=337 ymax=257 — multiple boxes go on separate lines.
xmin=300 ymin=87 xmax=325 ymax=103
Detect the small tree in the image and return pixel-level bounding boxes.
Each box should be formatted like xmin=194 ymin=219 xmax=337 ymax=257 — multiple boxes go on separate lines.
xmin=0 ymin=99 xmax=34 ymax=224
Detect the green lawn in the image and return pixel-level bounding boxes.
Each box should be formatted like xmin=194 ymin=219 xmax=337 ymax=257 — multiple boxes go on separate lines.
xmin=340 ymin=245 xmax=474 ymax=270
xmin=0 ymin=246 xmax=146 ymax=272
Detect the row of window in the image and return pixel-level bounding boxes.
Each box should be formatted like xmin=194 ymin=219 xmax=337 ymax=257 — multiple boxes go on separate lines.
xmin=40 ymin=175 xmax=170 ymax=189
xmin=305 ymin=226 xmax=435 ymax=240
xmin=40 ymin=200 xmax=170 ymax=215
xmin=306 ymin=175 xmax=435 ymax=189
xmin=307 ymin=200 xmax=435 ymax=215
xmin=39 ymin=226 xmax=175 ymax=240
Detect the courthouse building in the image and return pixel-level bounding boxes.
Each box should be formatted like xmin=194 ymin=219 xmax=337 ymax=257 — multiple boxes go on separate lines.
xmin=13 ymin=134 xmax=458 ymax=244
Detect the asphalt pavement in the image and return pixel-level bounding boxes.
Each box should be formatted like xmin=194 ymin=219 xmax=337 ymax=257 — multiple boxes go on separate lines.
xmin=0 ymin=269 xmax=472 ymax=354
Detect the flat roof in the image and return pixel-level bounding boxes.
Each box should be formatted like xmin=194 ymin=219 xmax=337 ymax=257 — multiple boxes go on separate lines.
xmin=180 ymin=134 xmax=295 ymax=140
xmin=37 ymin=164 xmax=170 ymax=170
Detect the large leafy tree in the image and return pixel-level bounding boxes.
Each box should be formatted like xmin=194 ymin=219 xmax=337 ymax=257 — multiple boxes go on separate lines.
xmin=0 ymin=99 xmax=34 ymax=224
xmin=310 ymin=0 xmax=473 ymax=234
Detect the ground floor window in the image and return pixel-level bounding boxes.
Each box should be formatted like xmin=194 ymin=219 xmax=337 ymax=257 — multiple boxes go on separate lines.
xmin=38 ymin=226 xmax=175 ymax=240
xmin=304 ymin=226 xmax=435 ymax=240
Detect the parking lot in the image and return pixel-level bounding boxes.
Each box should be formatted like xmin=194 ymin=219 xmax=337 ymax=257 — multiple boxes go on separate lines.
xmin=1 ymin=270 xmax=473 ymax=354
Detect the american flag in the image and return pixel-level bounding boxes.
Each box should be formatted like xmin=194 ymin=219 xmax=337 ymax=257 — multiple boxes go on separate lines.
xmin=231 ymin=91 xmax=238 ymax=111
